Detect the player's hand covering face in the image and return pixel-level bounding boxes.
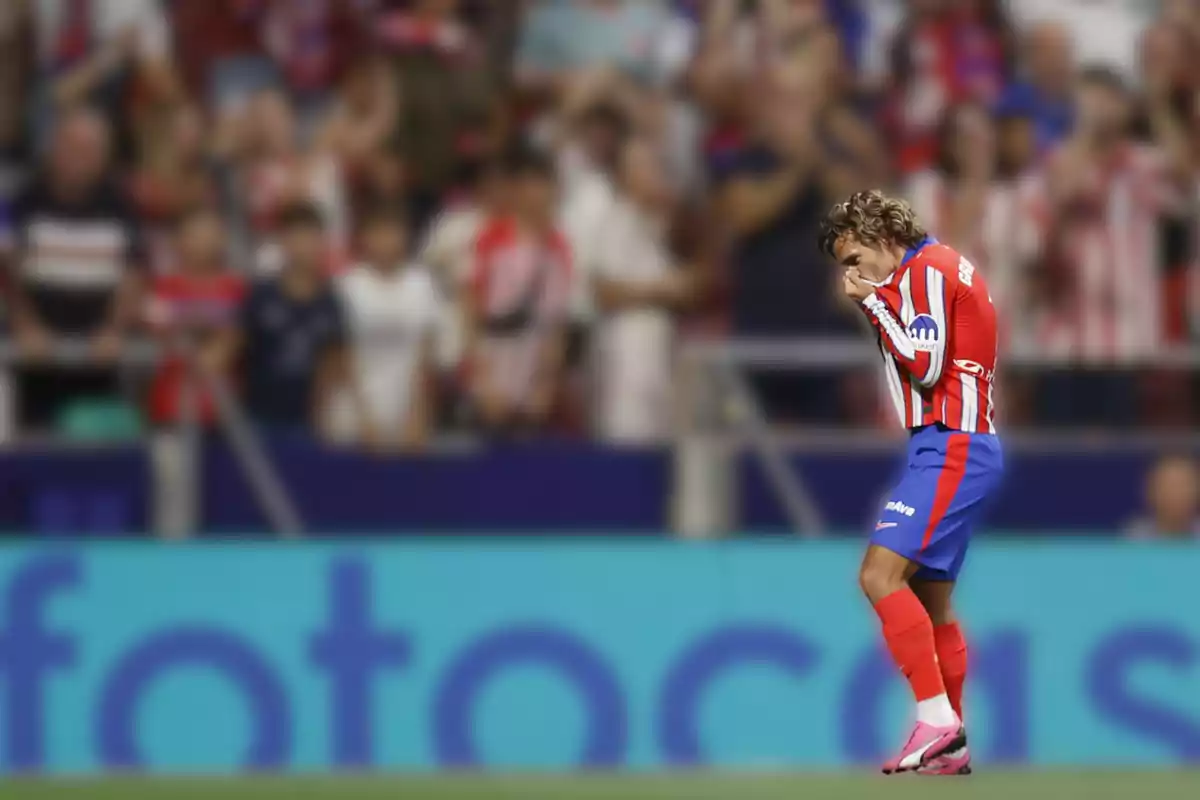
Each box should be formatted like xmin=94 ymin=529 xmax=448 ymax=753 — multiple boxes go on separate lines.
xmin=833 ymin=235 xmax=897 ymax=295
xmin=843 ymin=267 xmax=873 ymax=302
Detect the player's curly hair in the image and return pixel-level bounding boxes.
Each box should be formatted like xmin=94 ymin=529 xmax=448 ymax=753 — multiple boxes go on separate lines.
xmin=818 ymin=190 xmax=928 ymax=258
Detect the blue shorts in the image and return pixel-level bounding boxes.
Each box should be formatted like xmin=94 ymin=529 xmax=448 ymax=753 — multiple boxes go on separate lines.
xmin=870 ymin=424 xmax=1004 ymax=582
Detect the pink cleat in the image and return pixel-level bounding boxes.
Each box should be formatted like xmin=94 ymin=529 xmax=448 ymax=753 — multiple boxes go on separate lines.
xmin=917 ymin=744 xmax=972 ymax=776
xmin=881 ymin=722 xmax=965 ymax=775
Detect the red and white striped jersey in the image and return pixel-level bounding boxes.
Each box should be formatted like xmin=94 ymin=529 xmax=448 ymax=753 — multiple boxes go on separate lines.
xmin=1029 ymin=143 xmax=1177 ymax=362
xmin=905 ymin=170 xmax=1044 ymax=351
xmin=467 ymin=218 xmax=573 ymax=409
xmin=860 ymin=238 xmax=998 ymax=433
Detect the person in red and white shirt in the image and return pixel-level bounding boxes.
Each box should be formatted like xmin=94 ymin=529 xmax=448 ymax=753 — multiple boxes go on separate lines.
xmin=419 ymin=159 xmax=509 ymax=371
xmin=1034 ymin=67 xmax=1185 ymax=364
xmin=885 ymin=0 xmax=1014 ymax=174
xmin=145 ymin=206 xmax=246 ymax=427
xmin=465 ymin=150 xmax=572 ymax=434
xmin=824 ymin=196 xmax=999 ymax=434
xmin=819 ymin=189 xmax=1003 ymax=776
xmin=906 ymin=102 xmax=1043 ymax=351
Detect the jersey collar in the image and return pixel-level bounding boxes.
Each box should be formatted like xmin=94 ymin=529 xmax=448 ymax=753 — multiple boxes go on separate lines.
xmin=864 ymin=237 xmax=939 ymax=288
xmin=901 ymin=236 xmax=938 ymax=266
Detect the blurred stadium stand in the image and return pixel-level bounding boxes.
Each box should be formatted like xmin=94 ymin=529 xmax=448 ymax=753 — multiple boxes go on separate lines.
xmin=0 ymin=0 xmax=1193 ymax=540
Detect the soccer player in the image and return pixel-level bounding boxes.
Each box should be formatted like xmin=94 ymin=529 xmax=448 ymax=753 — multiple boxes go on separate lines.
xmin=819 ymin=190 xmax=1003 ymax=776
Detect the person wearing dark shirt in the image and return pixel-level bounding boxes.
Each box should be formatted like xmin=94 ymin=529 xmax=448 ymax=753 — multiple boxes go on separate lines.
xmin=8 ymin=107 xmax=144 ymax=431
xmin=715 ymin=81 xmax=858 ymax=423
xmin=209 ymin=204 xmax=361 ymax=434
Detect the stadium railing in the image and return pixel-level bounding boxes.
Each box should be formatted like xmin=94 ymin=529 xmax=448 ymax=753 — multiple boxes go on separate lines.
xmin=0 ymin=338 xmax=304 ymax=538
xmin=0 ymin=335 xmax=1197 ymax=539
xmin=674 ymin=337 xmax=1200 ymax=538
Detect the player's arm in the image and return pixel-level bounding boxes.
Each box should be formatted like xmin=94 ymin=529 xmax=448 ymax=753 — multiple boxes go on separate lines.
xmin=852 ymin=269 xmax=949 ymax=388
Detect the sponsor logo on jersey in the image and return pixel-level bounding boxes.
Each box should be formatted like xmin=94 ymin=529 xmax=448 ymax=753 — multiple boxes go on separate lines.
xmin=875 ymin=521 xmax=899 ymax=531
xmin=953 ymin=359 xmax=994 ymax=381
xmin=885 ymin=500 xmax=916 ymax=517
xmin=907 ymin=314 xmax=940 ymax=352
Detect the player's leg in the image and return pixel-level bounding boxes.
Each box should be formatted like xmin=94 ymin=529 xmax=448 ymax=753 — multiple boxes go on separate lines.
xmin=859 ymin=545 xmax=958 ymax=729
xmin=866 ymin=428 xmax=980 ymax=773
xmin=910 ymin=577 xmax=968 ymax=722
xmin=910 ymin=576 xmax=973 ymax=776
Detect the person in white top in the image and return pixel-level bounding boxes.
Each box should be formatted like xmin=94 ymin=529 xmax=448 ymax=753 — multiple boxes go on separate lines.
xmin=332 ymin=205 xmax=439 ymax=451
xmin=558 ymin=102 xmax=627 ymax=324
xmin=593 ymin=135 xmax=696 ymax=444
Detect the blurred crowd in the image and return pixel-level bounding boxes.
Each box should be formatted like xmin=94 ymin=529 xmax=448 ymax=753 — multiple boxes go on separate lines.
xmin=0 ymin=0 xmax=1198 ymax=451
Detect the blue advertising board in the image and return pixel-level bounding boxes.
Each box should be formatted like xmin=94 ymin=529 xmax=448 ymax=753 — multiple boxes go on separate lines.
xmin=0 ymin=441 xmax=1170 ymax=535
xmin=0 ymin=541 xmax=1198 ymax=773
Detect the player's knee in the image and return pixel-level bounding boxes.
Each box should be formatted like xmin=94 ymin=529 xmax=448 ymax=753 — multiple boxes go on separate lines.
xmin=920 ymin=597 xmax=956 ymax=626
xmin=859 ymin=560 xmax=905 ymax=604
xmin=910 ymin=579 xmax=956 ymax=625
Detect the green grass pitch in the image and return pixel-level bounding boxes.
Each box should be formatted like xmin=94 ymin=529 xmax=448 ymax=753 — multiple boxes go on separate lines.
xmin=8 ymin=772 xmax=1200 ymax=800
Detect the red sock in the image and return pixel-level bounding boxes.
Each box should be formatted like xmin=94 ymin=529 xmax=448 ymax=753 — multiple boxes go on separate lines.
xmin=874 ymin=589 xmax=947 ymax=702
xmin=934 ymin=622 xmax=968 ymax=720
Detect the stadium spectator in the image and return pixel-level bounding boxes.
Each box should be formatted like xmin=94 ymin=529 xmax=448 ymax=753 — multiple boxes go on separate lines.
xmin=995 ymin=102 xmax=1039 ymax=180
xmin=380 ymin=0 xmax=498 ymax=215
xmin=229 ymin=88 xmax=348 ymax=275
xmin=1007 ymin=0 xmax=1151 ymax=78
xmin=557 ymin=97 xmax=628 ymax=322
xmin=8 ymin=107 xmax=144 ymax=431
xmin=30 ymin=0 xmax=177 ymax=140
xmin=1133 ymin=16 xmax=1199 ymax=423
xmin=1032 ymin=67 xmax=1188 ymax=426
xmin=420 ymin=158 xmax=508 ymax=371
xmin=465 ymin=149 xmax=572 ymax=435
xmin=128 ymin=102 xmax=217 ymax=272
xmin=885 ymin=0 xmax=1015 ymax=174
xmin=592 ymin=135 xmax=697 ymax=444
xmin=314 ymin=56 xmax=399 ymax=190
xmin=906 ymin=102 xmax=1042 ymax=348
xmin=146 ymin=206 xmax=245 ymax=427
xmin=171 ymin=0 xmax=274 ymax=111
xmin=1128 ymin=455 xmax=1200 ymax=539
xmin=995 ymin=20 xmax=1074 ymax=153
xmin=258 ymin=0 xmax=367 ymax=118
xmin=0 ymin=0 xmax=1192 ymax=444
xmin=331 ymin=205 xmax=438 ymax=452
xmin=714 ymin=65 xmax=855 ymax=422
xmin=211 ymin=203 xmax=356 ymax=433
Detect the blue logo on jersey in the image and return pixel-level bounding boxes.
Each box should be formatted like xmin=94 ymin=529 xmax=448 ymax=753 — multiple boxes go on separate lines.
xmin=907 ymin=314 xmax=940 ymax=352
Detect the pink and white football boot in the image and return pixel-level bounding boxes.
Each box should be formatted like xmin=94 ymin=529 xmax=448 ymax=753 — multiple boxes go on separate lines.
xmin=917 ymin=744 xmax=972 ymax=776
xmin=881 ymin=721 xmax=966 ymax=774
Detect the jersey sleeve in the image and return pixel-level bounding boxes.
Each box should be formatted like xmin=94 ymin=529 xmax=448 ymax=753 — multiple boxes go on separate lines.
xmin=860 ymin=260 xmax=951 ymax=388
